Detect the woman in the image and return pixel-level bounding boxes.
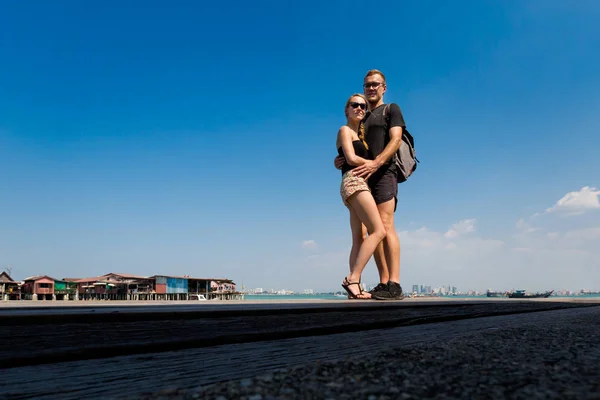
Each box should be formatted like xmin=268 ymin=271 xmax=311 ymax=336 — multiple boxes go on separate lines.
xmin=336 ymin=94 xmax=386 ymax=299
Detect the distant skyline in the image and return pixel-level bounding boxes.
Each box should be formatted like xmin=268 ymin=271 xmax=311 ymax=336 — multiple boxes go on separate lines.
xmin=1 ymin=1 xmax=599 ymax=293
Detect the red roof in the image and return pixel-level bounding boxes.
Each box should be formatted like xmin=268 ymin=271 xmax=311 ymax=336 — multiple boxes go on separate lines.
xmin=23 ymin=275 xmax=57 ymax=282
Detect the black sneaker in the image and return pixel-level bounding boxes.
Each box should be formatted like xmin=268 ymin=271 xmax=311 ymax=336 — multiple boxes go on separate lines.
xmin=372 ymin=281 xmax=405 ymax=300
xmin=368 ymin=282 xmax=388 ymax=296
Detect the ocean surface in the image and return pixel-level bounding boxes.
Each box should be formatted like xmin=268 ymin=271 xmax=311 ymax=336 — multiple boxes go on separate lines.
xmin=245 ymin=294 xmax=347 ymax=301
xmin=244 ymin=294 xmax=600 ymax=301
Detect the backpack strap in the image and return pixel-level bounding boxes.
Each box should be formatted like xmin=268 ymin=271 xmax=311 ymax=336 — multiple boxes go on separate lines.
xmin=382 ymin=103 xmax=393 ymax=140
xmin=382 ymin=103 xmax=391 ymax=128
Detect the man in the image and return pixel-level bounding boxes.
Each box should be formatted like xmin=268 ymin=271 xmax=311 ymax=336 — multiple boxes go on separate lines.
xmin=334 ymin=69 xmax=405 ymax=300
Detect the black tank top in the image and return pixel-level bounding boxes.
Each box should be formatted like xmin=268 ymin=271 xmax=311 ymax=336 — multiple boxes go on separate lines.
xmin=337 ymin=140 xmax=370 ymax=174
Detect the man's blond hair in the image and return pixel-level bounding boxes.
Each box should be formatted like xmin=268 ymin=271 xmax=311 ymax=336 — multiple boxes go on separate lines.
xmin=364 ymin=69 xmax=386 ymax=84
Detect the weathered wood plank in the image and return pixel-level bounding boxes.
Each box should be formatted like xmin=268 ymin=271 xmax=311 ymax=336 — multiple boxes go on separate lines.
xmin=0 ymin=301 xmax=592 ymax=368
xmin=1 ymin=307 xmax=598 ymax=400
xmin=2 ymin=298 xmax=595 ymax=320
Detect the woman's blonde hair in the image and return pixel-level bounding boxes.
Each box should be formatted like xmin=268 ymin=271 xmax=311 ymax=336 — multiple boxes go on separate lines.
xmin=345 ymin=93 xmax=369 ymax=150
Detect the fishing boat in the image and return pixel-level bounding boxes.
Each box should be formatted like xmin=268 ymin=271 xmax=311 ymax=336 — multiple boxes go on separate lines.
xmin=508 ymin=289 xmax=554 ymax=299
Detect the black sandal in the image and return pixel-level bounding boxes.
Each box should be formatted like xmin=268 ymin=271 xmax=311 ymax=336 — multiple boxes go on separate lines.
xmin=341 ymin=277 xmax=370 ymax=300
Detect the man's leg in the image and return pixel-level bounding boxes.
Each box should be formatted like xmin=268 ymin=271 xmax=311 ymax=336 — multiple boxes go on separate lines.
xmin=377 ymin=199 xmax=400 ymax=284
xmin=373 ymin=242 xmax=389 ymax=283
xmin=371 ymin=197 xmax=403 ymax=300
xmin=367 ymin=166 xmax=403 ymax=299
xmin=368 ymin=242 xmax=390 ymax=295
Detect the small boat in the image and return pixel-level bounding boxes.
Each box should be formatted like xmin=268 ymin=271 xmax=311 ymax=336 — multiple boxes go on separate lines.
xmin=486 ymin=290 xmax=508 ymax=298
xmin=508 ymin=289 xmax=554 ymax=299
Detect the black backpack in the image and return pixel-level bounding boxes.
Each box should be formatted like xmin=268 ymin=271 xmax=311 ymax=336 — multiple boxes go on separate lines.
xmin=383 ymin=103 xmax=419 ymax=183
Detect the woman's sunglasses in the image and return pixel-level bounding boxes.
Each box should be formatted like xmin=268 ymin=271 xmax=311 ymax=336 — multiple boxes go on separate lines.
xmin=349 ymin=102 xmax=367 ymax=110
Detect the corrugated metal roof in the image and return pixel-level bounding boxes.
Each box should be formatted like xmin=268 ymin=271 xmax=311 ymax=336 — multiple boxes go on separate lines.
xmin=62 ymin=278 xmax=82 ymax=282
xmin=23 ymin=275 xmax=57 ymax=282
xmin=0 ymin=272 xmax=18 ymax=284
xmin=74 ymin=273 xmax=148 ymax=283
xmin=104 ymin=272 xmax=151 ymax=280
xmin=150 ymin=275 xmax=234 ymax=283
xmin=73 ymin=276 xmax=107 ymax=283
xmin=20 ymin=272 xmax=235 ymax=285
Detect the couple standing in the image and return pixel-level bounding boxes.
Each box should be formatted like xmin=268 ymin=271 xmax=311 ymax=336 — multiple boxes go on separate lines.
xmin=335 ymin=69 xmax=406 ymax=301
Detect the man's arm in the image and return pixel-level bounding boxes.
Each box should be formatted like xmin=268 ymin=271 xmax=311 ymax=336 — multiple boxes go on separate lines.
xmin=373 ymin=125 xmax=403 ymax=165
xmin=352 ymin=103 xmax=405 ymax=180
xmin=351 ymin=128 xmax=401 ymax=179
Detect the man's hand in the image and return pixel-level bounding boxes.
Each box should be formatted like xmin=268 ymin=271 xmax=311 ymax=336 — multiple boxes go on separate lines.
xmin=334 ymin=155 xmax=345 ymax=170
xmin=351 ymin=160 xmax=381 ymax=180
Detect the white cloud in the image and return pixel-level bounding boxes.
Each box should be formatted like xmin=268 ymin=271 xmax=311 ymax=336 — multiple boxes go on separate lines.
xmin=287 ymin=187 xmax=600 ymax=293
xmin=563 ymin=227 xmax=600 ymax=241
xmin=397 ymin=222 xmax=506 ymax=289
xmin=444 ymin=218 xmax=476 ymax=239
xmin=403 ymin=227 xmax=444 ymax=249
xmin=396 ymin=209 xmax=600 ymax=292
xmin=516 ymin=218 xmax=539 ymax=233
xmin=546 ymin=186 xmax=600 ymax=216
xmin=301 ymin=240 xmax=318 ymax=249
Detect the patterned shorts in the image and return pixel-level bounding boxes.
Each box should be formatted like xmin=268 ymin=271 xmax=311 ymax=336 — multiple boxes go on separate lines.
xmin=340 ymin=171 xmax=371 ymax=206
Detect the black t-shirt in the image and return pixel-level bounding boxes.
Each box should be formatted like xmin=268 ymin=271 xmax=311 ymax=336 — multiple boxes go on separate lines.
xmin=364 ymin=103 xmax=406 ymax=162
xmin=337 ymin=140 xmax=371 ymax=175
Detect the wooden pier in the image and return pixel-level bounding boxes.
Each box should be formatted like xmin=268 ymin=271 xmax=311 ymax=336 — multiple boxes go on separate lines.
xmin=10 ymin=273 xmax=243 ymax=303
xmin=63 ymin=292 xmax=245 ymax=301
xmin=0 ymin=298 xmax=598 ymax=399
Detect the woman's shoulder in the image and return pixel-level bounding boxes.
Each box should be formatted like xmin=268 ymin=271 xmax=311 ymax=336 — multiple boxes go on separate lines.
xmin=338 ymin=125 xmax=358 ymax=137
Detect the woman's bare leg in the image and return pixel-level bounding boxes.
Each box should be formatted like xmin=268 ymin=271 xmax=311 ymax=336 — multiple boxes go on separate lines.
xmin=348 ymin=212 xmax=367 ymax=277
xmin=344 ymin=191 xmax=386 ymax=297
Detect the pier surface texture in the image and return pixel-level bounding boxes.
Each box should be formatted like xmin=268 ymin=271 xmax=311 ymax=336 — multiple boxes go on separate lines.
xmin=1 ymin=298 xmax=599 ymax=399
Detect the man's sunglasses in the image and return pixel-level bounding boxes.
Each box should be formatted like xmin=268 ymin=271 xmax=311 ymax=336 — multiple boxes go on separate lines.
xmin=349 ymin=102 xmax=367 ymax=110
xmin=363 ymin=82 xmax=384 ymax=89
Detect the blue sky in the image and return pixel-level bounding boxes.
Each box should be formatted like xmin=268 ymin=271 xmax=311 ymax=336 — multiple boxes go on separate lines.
xmin=1 ymin=0 xmax=599 ymax=292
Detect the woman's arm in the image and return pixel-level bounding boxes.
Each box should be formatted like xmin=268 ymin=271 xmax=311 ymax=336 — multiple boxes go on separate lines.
xmin=337 ymin=127 xmax=369 ymax=167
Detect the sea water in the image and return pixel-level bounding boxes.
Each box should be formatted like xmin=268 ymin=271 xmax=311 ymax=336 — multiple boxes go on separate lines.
xmin=243 ymin=294 xmax=600 ymax=301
